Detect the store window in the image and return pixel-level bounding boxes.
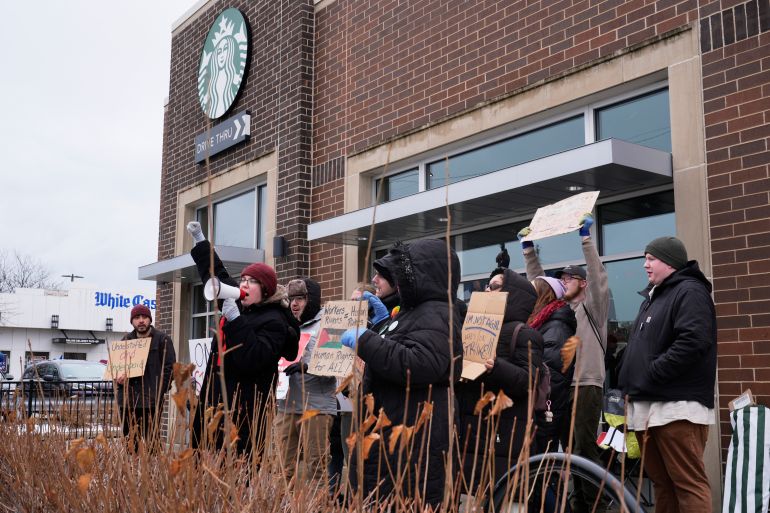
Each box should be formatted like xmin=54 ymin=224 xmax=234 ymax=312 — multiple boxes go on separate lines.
xmin=196 ymin=184 xmax=267 ymax=249
xmin=63 ymin=352 xmax=87 ymax=360
xmin=375 ymin=168 xmax=419 ymax=203
xmin=191 ymin=284 xmax=215 ymax=340
xmin=24 ymin=351 xmax=49 ymax=367
xmin=595 ymin=88 xmax=671 ymax=152
xmin=599 ymin=190 xmax=675 ymax=254
xmin=427 ymin=116 xmax=585 ymax=189
xmin=0 ymin=350 xmax=10 ymax=374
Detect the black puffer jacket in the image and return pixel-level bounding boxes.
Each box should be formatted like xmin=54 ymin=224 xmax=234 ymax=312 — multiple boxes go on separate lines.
xmin=538 ymin=303 xmax=577 ymax=413
xmin=456 ymin=268 xmax=543 ymax=491
xmin=352 ymin=239 xmax=463 ymax=507
xmin=619 ymin=261 xmax=717 ymax=407
xmin=190 ymin=241 xmax=300 ymax=456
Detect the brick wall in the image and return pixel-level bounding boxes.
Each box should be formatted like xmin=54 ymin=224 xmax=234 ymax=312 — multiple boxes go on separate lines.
xmin=157 ymin=0 xmax=314 ymax=332
xmin=313 ymin=0 xmax=700 ymax=166
xmin=700 ymin=0 xmax=770 ymax=453
xmin=310 ymin=156 xmax=346 ymax=301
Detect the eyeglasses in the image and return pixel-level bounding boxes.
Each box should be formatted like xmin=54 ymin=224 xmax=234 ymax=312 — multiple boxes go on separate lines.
xmin=239 ymin=277 xmax=260 ymax=286
xmin=560 ymin=275 xmax=584 ymax=283
xmin=486 ymin=282 xmax=503 ymax=291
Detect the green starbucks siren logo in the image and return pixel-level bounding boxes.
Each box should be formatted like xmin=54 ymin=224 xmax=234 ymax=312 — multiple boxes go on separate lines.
xmin=198 ymin=8 xmax=249 ymax=119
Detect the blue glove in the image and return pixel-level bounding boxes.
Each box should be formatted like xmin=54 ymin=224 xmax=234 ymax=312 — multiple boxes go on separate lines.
xmin=361 ymin=291 xmax=389 ymax=325
xmin=578 ymin=213 xmax=594 ymax=237
xmin=340 ymin=327 xmax=368 ymax=350
xmin=517 ymin=226 xmax=534 ymax=249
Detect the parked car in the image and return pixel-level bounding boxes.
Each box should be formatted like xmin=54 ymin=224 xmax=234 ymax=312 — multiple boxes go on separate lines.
xmin=20 ymin=360 xmax=113 ymax=397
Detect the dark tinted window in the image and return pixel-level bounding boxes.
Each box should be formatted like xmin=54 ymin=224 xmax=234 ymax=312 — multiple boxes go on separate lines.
xmin=375 ymin=168 xmax=419 ymax=203
xmin=600 ymin=191 xmax=675 ymax=255
xmin=427 ymin=116 xmax=585 ymax=189
xmin=595 ymin=89 xmax=671 ymax=152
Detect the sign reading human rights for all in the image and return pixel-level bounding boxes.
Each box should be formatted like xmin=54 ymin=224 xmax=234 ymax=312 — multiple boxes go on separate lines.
xmin=308 ymin=301 xmax=368 ymax=378
xmin=461 ymin=292 xmax=508 ymax=380
xmin=104 ymin=338 xmax=151 ymax=380
xmin=522 ymin=191 xmax=600 ymax=241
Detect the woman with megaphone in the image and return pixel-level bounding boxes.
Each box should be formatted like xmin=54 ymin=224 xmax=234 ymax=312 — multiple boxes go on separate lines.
xmin=186 ymin=221 xmax=300 ymax=462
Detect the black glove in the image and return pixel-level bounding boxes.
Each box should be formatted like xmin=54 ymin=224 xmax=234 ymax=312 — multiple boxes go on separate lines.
xmin=284 ymin=362 xmax=308 ymax=376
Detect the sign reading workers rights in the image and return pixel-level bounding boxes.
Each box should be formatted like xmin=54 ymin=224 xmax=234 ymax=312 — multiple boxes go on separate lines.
xmin=104 ymin=338 xmax=151 ymax=380
xmin=308 ymin=300 xmax=368 ymax=378
xmin=461 ymin=292 xmax=508 ymax=380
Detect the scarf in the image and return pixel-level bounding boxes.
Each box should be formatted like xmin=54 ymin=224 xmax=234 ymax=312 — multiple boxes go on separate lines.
xmin=529 ymin=300 xmax=567 ymax=330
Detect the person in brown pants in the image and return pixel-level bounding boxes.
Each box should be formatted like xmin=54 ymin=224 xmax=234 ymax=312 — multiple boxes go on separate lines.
xmin=619 ymin=237 xmax=716 ymax=513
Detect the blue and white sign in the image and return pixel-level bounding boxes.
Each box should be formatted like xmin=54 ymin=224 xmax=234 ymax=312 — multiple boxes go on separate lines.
xmin=194 ymin=111 xmax=251 ymax=163
xmin=94 ymin=292 xmax=156 ymax=311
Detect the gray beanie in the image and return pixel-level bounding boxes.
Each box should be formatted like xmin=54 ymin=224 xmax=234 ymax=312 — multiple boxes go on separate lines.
xmin=645 ymin=236 xmax=688 ymax=270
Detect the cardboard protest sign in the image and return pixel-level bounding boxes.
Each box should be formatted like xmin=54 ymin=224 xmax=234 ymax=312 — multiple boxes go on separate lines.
xmin=188 ymin=338 xmax=211 ymax=394
xmin=522 ymin=191 xmax=600 ymax=241
xmin=308 ymin=301 xmax=368 ymax=378
xmin=278 ymin=332 xmax=312 ymax=372
xmin=104 ymin=337 xmax=152 ymax=380
xmin=461 ymin=292 xmax=507 ymax=380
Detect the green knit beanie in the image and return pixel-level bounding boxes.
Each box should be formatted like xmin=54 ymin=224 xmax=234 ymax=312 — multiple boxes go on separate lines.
xmin=644 ymin=236 xmax=688 ymax=270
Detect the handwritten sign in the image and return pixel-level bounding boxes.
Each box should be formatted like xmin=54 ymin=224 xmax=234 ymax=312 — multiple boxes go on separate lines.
xmin=104 ymin=337 xmax=152 ymax=379
xmin=278 ymin=332 xmax=311 ymax=372
xmin=461 ymin=292 xmax=507 ymax=380
xmin=522 ymin=191 xmax=600 ymax=241
xmin=188 ymin=338 xmax=211 ymax=394
xmin=308 ymin=301 xmax=368 ymax=378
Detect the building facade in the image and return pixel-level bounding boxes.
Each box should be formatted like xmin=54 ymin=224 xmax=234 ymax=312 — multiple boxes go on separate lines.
xmin=0 ymin=284 xmax=155 ymax=379
xmin=144 ymin=0 xmax=770 ymax=503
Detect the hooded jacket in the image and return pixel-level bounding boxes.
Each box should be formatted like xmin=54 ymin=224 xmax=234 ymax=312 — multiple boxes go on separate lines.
xmin=352 ymin=239 xmax=463 ymax=507
xmin=190 ymin=241 xmax=300 ymax=455
xmin=618 ymin=261 xmax=717 ymax=408
xmin=372 ymin=252 xmax=401 ymax=333
xmin=279 ymin=278 xmax=337 ymax=415
xmin=456 ymin=268 xmax=544 ymax=491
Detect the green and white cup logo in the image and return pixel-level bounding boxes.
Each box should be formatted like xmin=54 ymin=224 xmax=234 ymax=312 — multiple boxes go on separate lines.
xmin=198 ymin=8 xmax=248 ymax=119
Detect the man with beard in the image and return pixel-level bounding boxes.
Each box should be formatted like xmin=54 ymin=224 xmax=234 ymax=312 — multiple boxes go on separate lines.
xmin=519 ymin=214 xmax=609 ymax=512
xmin=116 ymin=304 xmax=176 ymax=451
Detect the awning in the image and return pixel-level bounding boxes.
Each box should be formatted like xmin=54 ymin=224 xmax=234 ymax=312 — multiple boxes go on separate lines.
xmin=138 ymin=246 xmax=265 ymax=284
xmin=308 ymin=139 xmax=672 ymax=246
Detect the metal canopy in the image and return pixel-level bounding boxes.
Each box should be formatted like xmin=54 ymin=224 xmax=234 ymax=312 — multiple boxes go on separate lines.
xmin=308 ymin=139 xmax=672 ymax=246
xmin=138 ymin=246 xmax=264 ymax=284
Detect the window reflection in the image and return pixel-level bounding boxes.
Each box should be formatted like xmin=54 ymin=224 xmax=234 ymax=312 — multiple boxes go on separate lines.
xmin=427 ymin=116 xmax=584 ymax=189
xmin=596 ymin=89 xmax=671 ymax=152
xmin=214 ymin=191 xmax=256 ymax=248
xmin=600 ymin=190 xmax=675 ymax=255
xmin=375 ymin=168 xmax=419 ymax=203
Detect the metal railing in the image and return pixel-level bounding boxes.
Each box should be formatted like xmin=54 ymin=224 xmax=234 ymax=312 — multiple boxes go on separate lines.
xmin=0 ymin=379 xmax=121 ymax=439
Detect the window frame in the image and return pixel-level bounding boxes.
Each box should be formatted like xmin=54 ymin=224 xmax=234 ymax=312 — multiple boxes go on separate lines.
xmin=194 ymin=182 xmax=267 ymax=250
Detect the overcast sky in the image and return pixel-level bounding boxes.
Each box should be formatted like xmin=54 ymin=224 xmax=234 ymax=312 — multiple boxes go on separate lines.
xmin=0 ymin=1 xmax=198 ymax=295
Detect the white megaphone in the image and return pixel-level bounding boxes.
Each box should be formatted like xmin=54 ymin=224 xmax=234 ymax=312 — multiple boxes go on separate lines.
xmin=203 ymin=278 xmax=247 ymax=301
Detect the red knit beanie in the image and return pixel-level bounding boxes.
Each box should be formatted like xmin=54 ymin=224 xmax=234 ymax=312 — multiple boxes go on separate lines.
xmin=130 ymin=304 xmax=152 ymax=322
xmin=241 ymin=263 xmax=277 ymax=299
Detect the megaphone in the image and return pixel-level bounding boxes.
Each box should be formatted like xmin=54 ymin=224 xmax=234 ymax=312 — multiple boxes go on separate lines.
xmin=203 ymin=278 xmax=246 ymax=301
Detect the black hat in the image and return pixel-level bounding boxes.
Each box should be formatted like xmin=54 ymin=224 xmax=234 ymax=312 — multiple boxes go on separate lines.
xmin=556 ymin=264 xmax=587 ymax=280
xmin=645 ymin=236 xmax=688 ymax=270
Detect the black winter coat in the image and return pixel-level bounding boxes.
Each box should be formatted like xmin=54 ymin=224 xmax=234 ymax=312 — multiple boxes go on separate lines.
xmin=538 ymin=303 xmax=577 ymax=414
xmin=352 ymin=239 xmax=463 ymax=507
xmin=190 ymin=241 xmax=300 ymax=456
xmin=117 ymin=327 xmax=175 ymax=410
xmin=456 ymin=268 xmax=543 ymax=492
xmin=618 ymin=261 xmax=717 ymax=408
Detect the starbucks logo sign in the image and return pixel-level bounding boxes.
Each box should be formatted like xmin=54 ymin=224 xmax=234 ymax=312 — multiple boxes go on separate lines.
xmin=197 ymin=8 xmax=249 ymax=119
